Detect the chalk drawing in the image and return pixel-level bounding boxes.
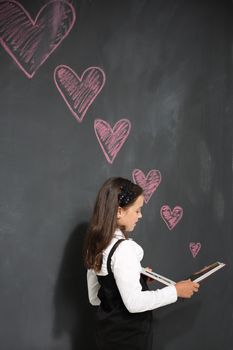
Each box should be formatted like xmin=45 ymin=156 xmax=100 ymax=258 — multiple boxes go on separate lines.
xmin=189 ymin=242 xmax=201 ymax=258
xmin=94 ymin=119 xmax=131 ymax=164
xmin=54 ymin=65 xmax=106 ymax=123
xmin=160 ymin=205 xmax=183 ymax=230
xmin=132 ymin=169 xmax=161 ymax=203
xmin=0 ymin=0 xmax=76 ymax=78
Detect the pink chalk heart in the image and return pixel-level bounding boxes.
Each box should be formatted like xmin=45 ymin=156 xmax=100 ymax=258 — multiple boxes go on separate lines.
xmin=160 ymin=205 xmax=183 ymax=230
xmin=189 ymin=242 xmax=201 ymax=258
xmin=94 ymin=119 xmax=131 ymax=164
xmin=54 ymin=65 xmax=106 ymax=123
xmin=0 ymin=0 xmax=76 ymax=78
xmin=132 ymin=169 xmax=161 ymax=203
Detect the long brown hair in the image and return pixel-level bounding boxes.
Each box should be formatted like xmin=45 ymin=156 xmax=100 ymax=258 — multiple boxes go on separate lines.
xmin=83 ymin=177 xmax=143 ymax=272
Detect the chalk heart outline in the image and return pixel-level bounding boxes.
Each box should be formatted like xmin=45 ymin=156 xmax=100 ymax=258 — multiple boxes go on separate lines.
xmin=189 ymin=242 xmax=201 ymax=258
xmin=0 ymin=0 xmax=76 ymax=78
xmin=94 ymin=119 xmax=131 ymax=164
xmin=160 ymin=205 xmax=183 ymax=230
xmin=54 ymin=65 xmax=106 ymax=123
xmin=132 ymin=169 xmax=161 ymax=204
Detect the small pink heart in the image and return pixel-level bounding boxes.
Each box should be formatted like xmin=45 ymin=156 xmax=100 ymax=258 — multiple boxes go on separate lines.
xmin=132 ymin=169 xmax=161 ymax=203
xmin=160 ymin=205 xmax=183 ymax=230
xmin=189 ymin=242 xmax=201 ymax=258
xmin=0 ymin=1 xmax=76 ymax=78
xmin=54 ymin=65 xmax=106 ymax=122
xmin=94 ymin=119 xmax=131 ymax=164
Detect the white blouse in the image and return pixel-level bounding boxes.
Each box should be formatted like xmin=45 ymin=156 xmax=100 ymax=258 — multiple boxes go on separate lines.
xmin=87 ymin=229 xmax=177 ymax=313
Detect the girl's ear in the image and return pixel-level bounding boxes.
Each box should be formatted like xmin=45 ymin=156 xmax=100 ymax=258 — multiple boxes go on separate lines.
xmin=117 ymin=206 xmax=123 ymax=219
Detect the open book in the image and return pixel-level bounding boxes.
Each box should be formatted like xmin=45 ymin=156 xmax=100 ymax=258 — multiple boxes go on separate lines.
xmin=141 ymin=261 xmax=226 ymax=286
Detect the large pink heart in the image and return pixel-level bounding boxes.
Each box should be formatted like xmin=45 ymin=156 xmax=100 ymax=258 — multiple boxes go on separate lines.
xmin=94 ymin=119 xmax=131 ymax=164
xmin=189 ymin=242 xmax=201 ymax=258
xmin=160 ymin=205 xmax=183 ymax=230
xmin=54 ymin=65 xmax=106 ymax=123
xmin=132 ymin=169 xmax=161 ymax=203
xmin=0 ymin=1 xmax=76 ymax=78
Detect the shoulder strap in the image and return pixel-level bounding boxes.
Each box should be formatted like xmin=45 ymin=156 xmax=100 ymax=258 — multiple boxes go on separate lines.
xmin=107 ymin=239 xmax=125 ymax=274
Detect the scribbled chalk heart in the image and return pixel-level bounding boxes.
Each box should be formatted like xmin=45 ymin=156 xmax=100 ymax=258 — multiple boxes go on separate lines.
xmin=0 ymin=1 xmax=76 ymax=78
xmin=189 ymin=242 xmax=201 ymax=258
xmin=160 ymin=205 xmax=183 ymax=230
xmin=132 ymin=169 xmax=161 ymax=203
xmin=54 ymin=65 xmax=106 ymax=123
xmin=94 ymin=119 xmax=131 ymax=164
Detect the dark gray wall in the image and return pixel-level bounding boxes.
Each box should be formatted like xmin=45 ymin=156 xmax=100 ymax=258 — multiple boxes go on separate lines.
xmin=0 ymin=1 xmax=232 ymax=349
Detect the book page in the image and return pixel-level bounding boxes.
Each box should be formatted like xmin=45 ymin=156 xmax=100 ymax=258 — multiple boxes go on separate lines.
xmin=141 ymin=268 xmax=175 ymax=286
xmin=188 ymin=262 xmax=226 ymax=282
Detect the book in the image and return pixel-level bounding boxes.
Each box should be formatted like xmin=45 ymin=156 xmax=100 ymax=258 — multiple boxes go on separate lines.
xmin=187 ymin=261 xmax=226 ymax=283
xmin=141 ymin=268 xmax=176 ymax=286
xmin=141 ymin=261 xmax=226 ymax=286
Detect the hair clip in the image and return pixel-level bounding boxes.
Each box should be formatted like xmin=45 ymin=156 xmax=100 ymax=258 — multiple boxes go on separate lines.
xmin=118 ymin=185 xmax=136 ymax=207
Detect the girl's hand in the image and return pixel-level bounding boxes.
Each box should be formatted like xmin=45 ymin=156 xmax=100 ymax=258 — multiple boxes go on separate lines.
xmin=145 ymin=267 xmax=154 ymax=283
xmin=175 ymin=279 xmax=200 ymax=298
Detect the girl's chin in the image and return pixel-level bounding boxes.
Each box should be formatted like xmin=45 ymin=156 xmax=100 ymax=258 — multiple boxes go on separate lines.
xmin=128 ymin=224 xmax=136 ymax=232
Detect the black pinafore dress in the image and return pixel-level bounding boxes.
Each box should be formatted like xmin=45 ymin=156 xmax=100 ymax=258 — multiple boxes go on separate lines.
xmin=95 ymin=239 xmax=153 ymax=350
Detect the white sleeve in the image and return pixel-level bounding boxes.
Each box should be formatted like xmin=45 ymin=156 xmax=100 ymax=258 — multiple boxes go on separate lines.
xmin=112 ymin=240 xmax=177 ymax=313
xmin=87 ymin=269 xmax=101 ymax=306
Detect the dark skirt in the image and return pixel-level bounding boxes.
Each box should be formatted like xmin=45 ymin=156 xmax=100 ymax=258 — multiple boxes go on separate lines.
xmin=95 ymin=309 xmax=153 ymax=350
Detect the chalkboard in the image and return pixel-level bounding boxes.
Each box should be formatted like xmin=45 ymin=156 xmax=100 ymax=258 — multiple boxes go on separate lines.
xmin=0 ymin=1 xmax=232 ymax=349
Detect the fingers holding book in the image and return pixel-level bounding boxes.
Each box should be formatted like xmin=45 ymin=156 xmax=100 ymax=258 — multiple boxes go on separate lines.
xmin=175 ymin=279 xmax=200 ymax=298
xmin=144 ymin=267 xmax=154 ymax=283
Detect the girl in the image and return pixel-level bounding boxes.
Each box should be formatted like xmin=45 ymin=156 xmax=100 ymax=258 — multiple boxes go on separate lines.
xmin=84 ymin=177 xmax=199 ymax=350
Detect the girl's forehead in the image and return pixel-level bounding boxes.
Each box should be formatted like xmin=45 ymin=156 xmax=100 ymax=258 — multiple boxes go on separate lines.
xmin=132 ymin=195 xmax=144 ymax=207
